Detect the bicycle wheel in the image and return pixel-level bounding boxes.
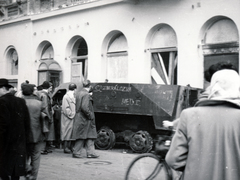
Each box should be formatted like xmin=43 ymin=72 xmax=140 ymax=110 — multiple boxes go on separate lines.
xmin=125 ymin=153 xmax=172 ymax=180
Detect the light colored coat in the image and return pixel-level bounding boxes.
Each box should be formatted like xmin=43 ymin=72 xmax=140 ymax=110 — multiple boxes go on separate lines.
xmin=61 ymin=90 xmax=76 ymax=140
xmin=72 ymin=88 xmax=97 ymax=140
xmin=165 ymin=99 xmax=240 ymax=180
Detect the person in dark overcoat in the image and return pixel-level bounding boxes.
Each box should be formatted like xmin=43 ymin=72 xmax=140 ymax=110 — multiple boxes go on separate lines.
xmin=0 ymin=79 xmax=30 ymax=180
xmin=72 ymin=80 xmax=99 ymax=158
xmin=22 ymin=84 xmax=45 ymax=180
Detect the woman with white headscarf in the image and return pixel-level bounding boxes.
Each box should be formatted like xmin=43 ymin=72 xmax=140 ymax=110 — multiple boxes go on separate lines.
xmin=165 ymin=69 xmax=240 ymax=180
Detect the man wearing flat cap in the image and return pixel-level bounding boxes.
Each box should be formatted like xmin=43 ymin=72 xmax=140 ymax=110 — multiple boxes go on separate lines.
xmin=0 ymin=78 xmax=30 ymax=180
xmin=72 ymin=80 xmax=99 ymax=158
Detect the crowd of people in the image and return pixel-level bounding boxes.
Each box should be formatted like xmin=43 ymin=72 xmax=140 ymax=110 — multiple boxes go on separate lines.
xmin=0 ymin=79 xmax=99 ymax=180
xmin=1 ymin=61 xmax=240 ymax=180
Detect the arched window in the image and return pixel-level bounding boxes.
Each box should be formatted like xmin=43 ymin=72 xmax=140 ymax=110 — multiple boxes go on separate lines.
xmin=202 ymin=18 xmax=239 ymax=87
xmin=204 ymin=19 xmax=238 ymax=44
xmin=6 ymin=48 xmax=18 ymax=75
xmin=107 ymin=33 xmax=128 ymax=83
xmin=149 ymin=25 xmax=178 ymax=85
xmin=38 ymin=60 xmax=62 ymax=90
xmin=70 ymin=37 xmax=88 ymax=82
xmin=41 ymin=44 xmax=54 ymax=60
xmin=37 ymin=42 xmax=61 ymax=89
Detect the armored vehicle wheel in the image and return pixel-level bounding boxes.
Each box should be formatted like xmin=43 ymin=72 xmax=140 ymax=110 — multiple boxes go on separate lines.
xmin=129 ymin=131 xmax=153 ymax=153
xmin=95 ymin=126 xmax=116 ymax=150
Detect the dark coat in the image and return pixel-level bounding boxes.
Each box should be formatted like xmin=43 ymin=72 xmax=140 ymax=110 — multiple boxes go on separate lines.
xmin=39 ymin=91 xmax=53 ymax=122
xmin=72 ymin=88 xmax=97 ymax=140
xmin=23 ymin=95 xmax=45 ymax=143
xmin=165 ymin=99 xmax=240 ymax=180
xmin=39 ymin=90 xmax=55 ymax=141
xmin=0 ymin=93 xmax=30 ymax=177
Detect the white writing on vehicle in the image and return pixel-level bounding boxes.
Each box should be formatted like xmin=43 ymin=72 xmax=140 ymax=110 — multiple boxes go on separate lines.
xmin=121 ymin=98 xmax=141 ymax=106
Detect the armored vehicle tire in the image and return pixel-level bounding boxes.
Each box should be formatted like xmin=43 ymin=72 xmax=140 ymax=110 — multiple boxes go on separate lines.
xmin=129 ymin=131 xmax=153 ymax=153
xmin=95 ymin=126 xmax=116 ymax=150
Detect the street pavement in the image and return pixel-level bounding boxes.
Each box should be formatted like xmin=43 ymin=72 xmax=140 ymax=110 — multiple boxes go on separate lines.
xmin=22 ymin=146 xmax=140 ymax=180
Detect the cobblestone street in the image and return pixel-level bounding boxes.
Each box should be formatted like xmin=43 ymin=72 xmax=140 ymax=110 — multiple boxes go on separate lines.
xmin=23 ymin=147 xmax=139 ymax=180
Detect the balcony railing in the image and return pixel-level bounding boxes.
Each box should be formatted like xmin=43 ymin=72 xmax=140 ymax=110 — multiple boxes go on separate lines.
xmin=0 ymin=0 xmax=99 ymax=21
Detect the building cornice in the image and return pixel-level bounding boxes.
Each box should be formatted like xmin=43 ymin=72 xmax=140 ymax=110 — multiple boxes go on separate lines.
xmin=0 ymin=15 xmax=31 ymax=26
xmin=31 ymin=0 xmax=127 ymax=22
xmin=0 ymin=0 xmax=129 ymax=26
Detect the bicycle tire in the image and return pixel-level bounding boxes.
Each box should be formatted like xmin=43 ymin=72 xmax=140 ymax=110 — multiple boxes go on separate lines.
xmin=125 ymin=153 xmax=172 ymax=180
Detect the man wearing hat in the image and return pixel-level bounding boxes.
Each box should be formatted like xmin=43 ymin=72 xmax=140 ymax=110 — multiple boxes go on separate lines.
xmin=38 ymin=81 xmax=55 ymax=155
xmin=0 ymin=78 xmax=30 ymax=180
xmin=22 ymin=84 xmax=45 ymax=180
xmin=15 ymin=80 xmax=30 ymax=98
xmin=72 ymin=80 xmax=99 ymax=158
xmin=165 ymin=69 xmax=240 ymax=180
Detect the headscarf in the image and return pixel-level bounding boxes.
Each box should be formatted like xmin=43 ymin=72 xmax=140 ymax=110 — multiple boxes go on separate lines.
xmin=208 ymin=69 xmax=240 ymax=100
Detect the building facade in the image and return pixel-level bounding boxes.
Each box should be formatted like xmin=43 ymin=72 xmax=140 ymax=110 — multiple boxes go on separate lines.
xmin=0 ymin=0 xmax=239 ymax=90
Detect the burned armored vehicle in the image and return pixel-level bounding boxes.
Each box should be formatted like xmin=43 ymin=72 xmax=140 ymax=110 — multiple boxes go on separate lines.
xmin=52 ymin=82 xmax=200 ymax=153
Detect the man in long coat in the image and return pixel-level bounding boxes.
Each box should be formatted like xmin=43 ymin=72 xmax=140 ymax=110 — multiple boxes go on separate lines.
xmin=72 ymin=80 xmax=99 ymax=158
xmin=22 ymin=84 xmax=45 ymax=180
xmin=165 ymin=69 xmax=240 ymax=180
xmin=61 ymin=83 xmax=77 ymax=153
xmin=38 ymin=81 xmax=55 ymax=154
xmin=0 ymin=79 xmax=30 ymax=180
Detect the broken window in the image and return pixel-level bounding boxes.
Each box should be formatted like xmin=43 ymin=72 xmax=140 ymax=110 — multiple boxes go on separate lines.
xmin=149 ymin=25 xmax=178 ymax=85
xmin=151 ymin=49 xmax=178 ymax=85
